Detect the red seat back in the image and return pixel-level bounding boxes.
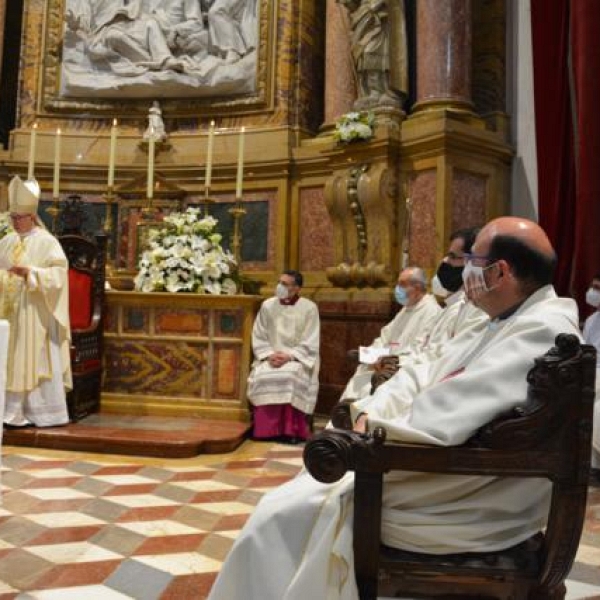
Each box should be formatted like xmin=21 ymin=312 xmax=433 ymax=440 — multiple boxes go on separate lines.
xmin=68 ymin=268 xmax=93 ymax=329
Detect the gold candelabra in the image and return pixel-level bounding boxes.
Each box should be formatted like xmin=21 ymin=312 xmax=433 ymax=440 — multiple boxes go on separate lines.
xmin=203 ymin=186 xmax=216 ymax=217
xmin=141 ymin=196 xmax=155 ymax=221
xmin=47 ymin=196 xmax=61 ymax=234
xmin=228 ymin=197 xmax=246 ymax=269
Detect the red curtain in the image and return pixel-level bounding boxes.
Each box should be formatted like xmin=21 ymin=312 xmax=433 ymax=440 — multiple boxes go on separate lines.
xmin=532 ymin=0 xmax=600 ymax=314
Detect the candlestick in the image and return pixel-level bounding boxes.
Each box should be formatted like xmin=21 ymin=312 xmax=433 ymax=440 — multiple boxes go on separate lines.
xmin=206 ymin=120 xmax=214 ymax=189
xmin=108 ymin=119 xmax=118 ymax=188
xmin=27 ymin=123 xmax=38 ymax=180
xmin=235 ymin=126 xmax=245 ymax=198
xmin=52 ymin=128 xmax=61 ymax=198
xmin=147 ymin=131 xmax=155 ymax=200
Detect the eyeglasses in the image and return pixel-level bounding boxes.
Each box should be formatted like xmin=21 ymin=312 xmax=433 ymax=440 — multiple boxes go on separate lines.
xmin=463 ymin=252 xmax=493 ymax=266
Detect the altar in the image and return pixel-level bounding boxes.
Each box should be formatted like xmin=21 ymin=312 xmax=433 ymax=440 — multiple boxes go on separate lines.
xmin=102 ymin=291 xmax=262 ymax=422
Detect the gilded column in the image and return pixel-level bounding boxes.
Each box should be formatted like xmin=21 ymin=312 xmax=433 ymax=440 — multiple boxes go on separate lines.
xmin=323 ymin=0 xmax=356 ymax=128
xmin=414 ymin=0 xmax=473 ymax=112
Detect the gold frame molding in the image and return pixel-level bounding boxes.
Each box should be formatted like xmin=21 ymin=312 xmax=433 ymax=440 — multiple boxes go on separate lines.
xmin=40 ymin=0 xmax=277 ymax=116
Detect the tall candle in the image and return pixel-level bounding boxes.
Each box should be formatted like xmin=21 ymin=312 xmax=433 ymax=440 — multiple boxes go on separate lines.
xmin=235 ymin=126 xmax=245 ymax=198
xmin=27 ymin=123 xmax=38 ymax=180
xmin=205 ymin=120 xmax=215 ymax=189
xmin=52 ymin=128 xmax=61 ymax=198
xmin=108 ymin=119 xmax=118 ymax=188
xmin=147 ymin=133 xmax=155 ymax=200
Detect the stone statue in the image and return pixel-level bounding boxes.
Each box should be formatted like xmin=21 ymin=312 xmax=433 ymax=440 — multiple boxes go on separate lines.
xmin=338 ymin=0 xmax=408 ymax=110
xmin=208 ymin=0 xmax=258 ymax=63
xmin=144 ymin=101 xmax=167 ymax=142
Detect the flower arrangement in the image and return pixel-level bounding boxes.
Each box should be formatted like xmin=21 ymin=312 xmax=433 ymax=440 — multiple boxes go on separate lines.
xmin=0 ymin=213 xmax=13 ymax=240
xmin=333 ymin=111 xmax=375 ymax=143
xmin=134 ymin=207 xmax=238 ymax=294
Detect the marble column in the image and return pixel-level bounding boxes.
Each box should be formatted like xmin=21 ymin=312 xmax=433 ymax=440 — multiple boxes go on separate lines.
xmin=323 ymin=0 xmax=356 ymax=128
xmin=414 ymin=0 xmax=473 ymax=112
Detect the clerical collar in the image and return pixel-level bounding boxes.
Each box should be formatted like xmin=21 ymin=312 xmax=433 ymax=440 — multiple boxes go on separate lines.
xmin=280 ymin=294 xmax=300 ymax=306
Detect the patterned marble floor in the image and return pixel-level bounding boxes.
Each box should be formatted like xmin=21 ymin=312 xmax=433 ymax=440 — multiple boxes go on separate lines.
xmin=0 ymin=442 xmax=598 ymax=600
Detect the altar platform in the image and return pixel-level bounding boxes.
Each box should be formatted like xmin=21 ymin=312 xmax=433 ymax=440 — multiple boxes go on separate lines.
xmin=2 ymin=413 xmax=252 ymax=458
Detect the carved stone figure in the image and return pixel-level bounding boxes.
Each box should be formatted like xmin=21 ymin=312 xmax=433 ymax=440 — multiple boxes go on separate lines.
xmin=151 ymin=0 xmax=208 ymax=61
xmin=65 ymin=0 xmax=186 ymax=76
xmin=144 ymin=101 xmax=167 ymax=141
xmin=338 ymin=0 xmax=408 ymax=110
xmin=208 ymin=0 xmax=258 ymax=63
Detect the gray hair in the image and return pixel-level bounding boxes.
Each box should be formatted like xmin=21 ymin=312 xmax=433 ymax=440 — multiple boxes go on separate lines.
xmin=402 ymin=266 xmax=428 ymax=291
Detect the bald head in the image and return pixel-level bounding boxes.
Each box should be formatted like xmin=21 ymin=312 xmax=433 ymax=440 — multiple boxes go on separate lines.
xmin=478 ymin=217 xmax=555 ymax=260
xmin=470 ymin=217 xmax=556 ymax=304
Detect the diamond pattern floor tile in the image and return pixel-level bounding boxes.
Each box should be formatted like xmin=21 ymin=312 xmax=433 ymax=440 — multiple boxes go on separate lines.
xmin=0 ymin=442 xmax=598 ymax=599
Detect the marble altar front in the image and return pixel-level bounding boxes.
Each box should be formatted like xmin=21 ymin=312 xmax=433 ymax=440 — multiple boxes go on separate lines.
xmin=102 ymin=291 xmax=262 ymax=422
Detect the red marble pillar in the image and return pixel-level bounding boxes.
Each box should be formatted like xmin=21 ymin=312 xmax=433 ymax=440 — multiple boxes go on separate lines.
xmin=323 ymin=0 xmax=357 ymax=127
xmin=414 ymin=0 xmax=473 ymax=112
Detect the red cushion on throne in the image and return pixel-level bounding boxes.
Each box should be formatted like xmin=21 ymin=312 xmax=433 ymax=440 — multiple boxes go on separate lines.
xmin=68 ymin=268 xmax=93 ymax=329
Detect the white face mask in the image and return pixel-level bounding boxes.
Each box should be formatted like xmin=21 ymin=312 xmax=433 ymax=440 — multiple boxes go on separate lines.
xmin=586 ymin=287 xmax=600 ymax=308
xmin=275 ymin=282 xmax=289 ymax=300
xmin=431 ymin=275 xmax=450 ymax=298
xmin=462 ymin=261 xmax=498 ymax=300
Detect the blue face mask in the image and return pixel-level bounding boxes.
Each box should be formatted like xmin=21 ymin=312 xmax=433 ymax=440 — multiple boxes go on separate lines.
xmin=394 ymin=285 xmax=408 ymax=306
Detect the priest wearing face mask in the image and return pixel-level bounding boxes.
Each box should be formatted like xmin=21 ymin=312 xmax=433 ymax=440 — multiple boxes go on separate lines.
xmin=246 ymin=270 xmax=320 ymax=442
xmin=583 ymin=274 xmax=600 ymax=479
xmin=340 ymin=266 xmax=440 ymax=401
xmin=208 ymin=219 xmax=581 ymax=600
xmin=411 ymin=227 xmax=488 ymax=364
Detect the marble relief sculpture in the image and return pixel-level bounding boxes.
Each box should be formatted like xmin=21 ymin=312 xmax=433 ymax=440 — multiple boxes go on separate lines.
xmin=61 ymin=0 xmax=259 ymax=98
xmin=338 ymin=0 xmax=408 ymax=110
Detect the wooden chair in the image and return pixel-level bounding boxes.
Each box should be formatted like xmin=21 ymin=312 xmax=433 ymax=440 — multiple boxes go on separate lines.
xmin=304 ymin=334 xmax=596 ymax=600
xmin=59 ymin=233 xmax=107 ymax=421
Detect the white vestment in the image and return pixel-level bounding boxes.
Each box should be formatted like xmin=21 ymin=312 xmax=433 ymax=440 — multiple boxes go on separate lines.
xmin=247 ymin=297 xmax=320 ymax=415
xmin=341 ymin=294 xmax=441 ymax=400
xmin=0 ymin=229 xmax=71 ymax=427
xmin=583 ymin=310 xmax=600 ymax=468
xmin=403 ymin=290 xmax=488 ymax=366
xmin=208 ymin=285 xmax=580 ymax=600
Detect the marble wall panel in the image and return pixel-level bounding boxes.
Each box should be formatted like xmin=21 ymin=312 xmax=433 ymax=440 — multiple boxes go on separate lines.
xmin=214 ymin=310 xmax=244 ymax=338
xmin=213 ymin=346 xmax=241 ymax=399
xmin=409 ymin=170 xmax=437 ymax=270
xmin=123 ymin=307 xmax=148 ymax=334
xmin=104 ymin=339 xmax=207 ymax=398
xmin=452 ymin=169 xmax=487 ymax=232
xmin=155 ymin=310 xmax=208 ymax=337
xmin=299 ymin=186 xmax=335 ymax=272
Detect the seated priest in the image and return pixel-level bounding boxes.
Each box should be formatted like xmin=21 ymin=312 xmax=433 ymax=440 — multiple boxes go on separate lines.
xmin=246 ymin=270 xmax=320 ymax=442
xmin=0 ymin=176 xmax=71 ymax=427
xmin=340 ymin=266 xmax=440 ymax=401
xmin=582 ymin=273 xmax=600 ymax=481
xmin=404 ymin=226 xmax=488 ymax=366
xmin=207 ymin=217 xmax=581 ymax=600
